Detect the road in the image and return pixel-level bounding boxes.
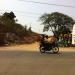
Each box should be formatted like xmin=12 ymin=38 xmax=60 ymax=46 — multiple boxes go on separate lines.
xmin=0 ymin=43 xmax=75 ymax=75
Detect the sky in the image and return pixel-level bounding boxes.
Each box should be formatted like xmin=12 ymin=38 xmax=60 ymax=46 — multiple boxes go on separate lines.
xmin=0 ymin=0 xmax=75 ymax=35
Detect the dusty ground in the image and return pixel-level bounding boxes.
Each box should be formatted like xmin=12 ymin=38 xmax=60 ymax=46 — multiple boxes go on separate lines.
xmin=0 ymin=42 xmax=75 ymax=75
xmin=0 ymin=42 xmax=39 ymax=51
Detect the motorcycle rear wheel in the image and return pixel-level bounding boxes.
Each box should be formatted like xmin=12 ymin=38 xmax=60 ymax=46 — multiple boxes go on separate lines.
xmin=52 ymin=47 xmax=59 ymax=53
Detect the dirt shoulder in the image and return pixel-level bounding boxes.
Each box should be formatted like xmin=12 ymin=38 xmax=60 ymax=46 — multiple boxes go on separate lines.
xmin=0 ymin=42 xmax=75 ymax=52
xmin=0 ymin=42 xmax=39 ymax=51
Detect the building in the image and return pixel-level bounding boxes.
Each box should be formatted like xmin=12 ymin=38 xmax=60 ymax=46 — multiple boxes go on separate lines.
xmin=72 ymin=24 xmax=75 ymax=45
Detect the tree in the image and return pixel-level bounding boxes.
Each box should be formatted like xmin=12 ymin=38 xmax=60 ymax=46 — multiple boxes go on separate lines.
xmin=40 ymin=12 xmax=75 ymax=36
xmin=0 ymin=11 xmax=36 ymax=44
xmin=0 ymin=12 xmax=16 ymax=32
xmin=58 ymin=26 xmax=71 ymax=35
xmin=2 ymin=12 xmax=16 ymax=21
xmin=28 ymin=26 xmax=32 ymax=32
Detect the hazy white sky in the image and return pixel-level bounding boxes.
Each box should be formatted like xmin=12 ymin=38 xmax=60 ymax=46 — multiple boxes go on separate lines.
xmin=0 ymin=0 xmax=75 ymax=35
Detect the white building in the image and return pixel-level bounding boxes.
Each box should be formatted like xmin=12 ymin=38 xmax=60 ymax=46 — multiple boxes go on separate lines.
xmin=72 ymin=24 xmax=75 ymax=45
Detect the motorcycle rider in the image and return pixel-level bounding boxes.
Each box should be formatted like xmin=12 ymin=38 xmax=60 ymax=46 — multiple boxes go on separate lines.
xmin=44 ymin=35 xmax=57 ymax=47
xmin=40 ymin=34 xmax=57 ymax=48
xmin=40 ymin=34 xmax=59 ymax=53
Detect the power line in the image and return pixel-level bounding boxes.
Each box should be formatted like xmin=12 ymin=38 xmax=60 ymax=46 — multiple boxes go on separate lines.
xmin=0 ymin=10 xmax=41 ymax=18
xmin=15 ymin=13 xmax=40 ymax=18
xmin=19 ymin=0 xmax=75 ymax=8
xmin=0 ymin=9 xmax=42 ymax=16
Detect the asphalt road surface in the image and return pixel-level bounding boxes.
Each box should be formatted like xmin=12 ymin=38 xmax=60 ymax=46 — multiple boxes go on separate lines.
xmin=0 ymin=46 xmax=75 ymax=75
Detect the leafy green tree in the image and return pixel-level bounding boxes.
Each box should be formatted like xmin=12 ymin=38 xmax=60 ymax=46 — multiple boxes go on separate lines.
xmin=0 ymin=12 xmax=25 ymax=37
xmin=0 ymin=11 xmax=38 ymax=44
xmin=58 ymin=26 xmax=71 ymax=35
xmin=0 ymin=12 xmax=16 ymax=32
xmin=40 ymin=12 xmax=75 ymax=36
xmin=13 ymin=23 xmax=25 ymax=37
xmin=28 ymin=26 xmax=32 ymax=32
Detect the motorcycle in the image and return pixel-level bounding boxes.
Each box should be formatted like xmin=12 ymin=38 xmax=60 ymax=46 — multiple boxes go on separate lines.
xmin=39 ymin=41 xmax=59 ymax=54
